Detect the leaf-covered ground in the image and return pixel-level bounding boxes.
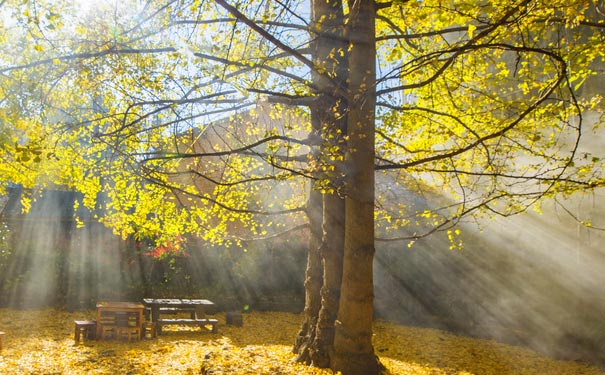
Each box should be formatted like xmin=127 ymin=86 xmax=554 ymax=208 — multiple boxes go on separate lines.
xmin=0 ymin=308 xmax=602 ymax=374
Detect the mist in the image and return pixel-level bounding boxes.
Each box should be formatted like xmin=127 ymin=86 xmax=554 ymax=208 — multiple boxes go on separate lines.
xmin=0 ymin=186 xmax=307 ymax=312
xmin=1 ymin=144 xmax=604 ymax=364
xmin=374 ymin=187 xmax=605 ymax=362
xmin=0 ymin=188 xmax=145 ymax=309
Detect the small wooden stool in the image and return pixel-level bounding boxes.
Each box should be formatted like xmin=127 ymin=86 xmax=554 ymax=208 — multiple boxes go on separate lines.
xmin=74 ymin=320 xmax=96 ymax=343
xmin=142 ymin=321 xmax=156 ymax=339
xmin=226 ymin=312 xmax=243 ymax=327
xmin=0 ymin=331 xmax=5 ymax=350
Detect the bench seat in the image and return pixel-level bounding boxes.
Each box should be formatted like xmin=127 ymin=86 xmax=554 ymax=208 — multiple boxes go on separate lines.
xmin=157 ymin=318 xmax=218 ymax=333
xmin=159 ymin=307 xmax=195 ymax=313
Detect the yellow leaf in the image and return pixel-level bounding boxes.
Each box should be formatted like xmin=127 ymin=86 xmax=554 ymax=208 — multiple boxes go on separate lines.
xmin=468 ymin=24 xmax=476 ymax=38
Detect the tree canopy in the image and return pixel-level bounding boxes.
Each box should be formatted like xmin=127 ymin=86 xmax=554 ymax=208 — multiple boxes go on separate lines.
xmin=1 ymin=0 xmax=603 ymax=241
xmin=1 ymin=0 xmax=604 ymax=373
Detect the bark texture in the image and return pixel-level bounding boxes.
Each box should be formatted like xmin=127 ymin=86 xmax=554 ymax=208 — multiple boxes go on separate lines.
xmin=331 ymin=0 xmax=383 ymax=374
xmin=295 ymin=0 xmax=348 ymax=368
xmin=308 ymin=192 xmax=344 ymax=367
xmin=293 ymin=187 xmax=323 ymax=361
xmin=296 ymin=0 xmax=384 ymax=373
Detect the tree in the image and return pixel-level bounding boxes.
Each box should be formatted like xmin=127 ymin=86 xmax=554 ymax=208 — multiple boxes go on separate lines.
xmin=331 ymin=1 xmax=380 ymax=372
xmin=293 ymin=0 xmax=347 ymax=368
xmin=1 ymin=1 xmax=604 ymax=374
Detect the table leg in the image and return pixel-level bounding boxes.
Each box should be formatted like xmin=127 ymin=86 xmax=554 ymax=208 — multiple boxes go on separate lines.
xmin=96 ymin=309 xmax=101 ymax=339
xmin=138 ymin=309 xmax=143 ymax=340
xmin=151 ymin=306 xmax=162 ymax=335
xmin=195 ymin=305 xmax=206 ymax=319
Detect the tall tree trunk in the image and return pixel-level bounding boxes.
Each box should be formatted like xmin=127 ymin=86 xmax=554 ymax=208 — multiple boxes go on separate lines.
xmin=294 ymin=0 xmax=349 ymax=367
xmin=293 ymin=95 xmax=324 ymax=358
xmin=293 ymin=186 xmax=323 ymax=361
xmin=331 ymin=0 xmax=383 ymax=374
xmin=309 ymin=191 xmax=344 ymax=367
xmin=294 ymin=108 xmax=346 ymax=368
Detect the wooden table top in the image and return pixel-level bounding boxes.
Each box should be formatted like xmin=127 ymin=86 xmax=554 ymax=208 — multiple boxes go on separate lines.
xmin=96 ymin=301 xmax=145 ymax=309
xmin=142 ymin=298 xmax=214 ymax=306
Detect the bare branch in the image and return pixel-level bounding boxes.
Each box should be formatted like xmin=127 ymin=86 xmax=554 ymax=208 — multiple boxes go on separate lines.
xmin=225 ymin=223 xmax=309 ymax=243
xmin=214 ymin=0 xmax=314 ymax=69
xmin=138 ymin=134 xmax=310 ymax=161
xmin=186 ymin=168 xmax=284 ymax=187
xmin=174 ymin=18 xmax=309 ymax=31
xmin=376 ymin=193 xmax=508 ymax=242
xmin=376 ymin=25 xmax=489 ymax=42
xmin=193 ymin=51 xmax=312 ymax=87
xmin=248 ymin=89 xmax=318 ymax=106
xmin=554 ymin=197 xmax=605 ymax=231
xmin=0 ymin=47 xmax=177 ymax=74
xmin=412 ymin=167 xmax=596 ymax=188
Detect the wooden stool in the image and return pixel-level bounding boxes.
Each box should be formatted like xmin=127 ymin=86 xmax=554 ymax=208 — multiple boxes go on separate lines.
xmin=142 ymin=321 xmax=156 ymax=339
xmin=74 ymin=320 xmax=96 ymax=343
xmin=116 ymin=326 xmax=141 ymax=341
xmin=0 ymin=331 xmax=4 ymax=350
xmin=226 ymin=312 xmax=243 ymax=327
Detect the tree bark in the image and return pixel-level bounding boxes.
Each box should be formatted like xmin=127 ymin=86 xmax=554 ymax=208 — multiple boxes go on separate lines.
xmin=309 ymin=192 xmax=344 ymax=367
xmin=331 ymin=0 xmax=383 ymax=374
xmin=293 ymin=187 xmax=323 ymax=361
xmin=295 ymin=0 xmax=348 ymax=367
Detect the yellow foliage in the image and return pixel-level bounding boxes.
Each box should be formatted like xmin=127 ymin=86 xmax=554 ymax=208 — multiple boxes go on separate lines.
xmin=0 ymin=309 xmax=601 ymax=375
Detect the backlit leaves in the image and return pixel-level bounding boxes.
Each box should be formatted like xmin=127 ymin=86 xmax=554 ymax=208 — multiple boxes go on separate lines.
xmin=0 ymin=0 xmax=603 ymax=244
xmin=374 ymin=0 xmax=605 ymax=235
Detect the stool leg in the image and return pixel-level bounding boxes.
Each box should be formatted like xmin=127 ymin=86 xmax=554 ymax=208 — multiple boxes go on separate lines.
xmin=143 ymin=323 xmax=157 ymax=339
xmin=87 ymin=326 xmax=95 ymax=340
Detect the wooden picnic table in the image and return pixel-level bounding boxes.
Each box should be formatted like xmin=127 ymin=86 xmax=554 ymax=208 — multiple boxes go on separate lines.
xmin=142 ymin=298 xmax=218 ymax=334
xmin=96 ymin=301 xmax=145 ymax=340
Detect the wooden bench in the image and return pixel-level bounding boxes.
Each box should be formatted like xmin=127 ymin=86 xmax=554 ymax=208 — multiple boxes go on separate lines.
xmin=157 ymin=318 xmax=218 ymax=333
xmin=145 ymin=307 xmax=196 ymax=320
xmin=160 ymin=307 xmax=196 ymax=319
xmin=143 ymin=299 xmax=218 ymax=335
xmin=0 ymin=331 xmax=4 ymax=350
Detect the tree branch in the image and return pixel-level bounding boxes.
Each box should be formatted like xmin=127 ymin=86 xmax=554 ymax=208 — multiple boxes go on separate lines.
xmin=376 ymin=49 xmax=566 ymax=170
xmin=139 ymin=165 xmax=305 ymax=216
xmin=248 ymin=89 xmax=318 ymax=106
xmin=376 ymin=0 xmax=535 ymax=96
xmin=138 ymin=134 xmax=311 ymax=161
xmin=225 ymin=223 xmax=309 ymax=243
xmin=214 ymin=0 xmax=314 ymax=69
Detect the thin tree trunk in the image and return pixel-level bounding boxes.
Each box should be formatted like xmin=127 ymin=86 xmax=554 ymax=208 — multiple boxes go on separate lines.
xmin=295 ymin=0 xmax=348 ymax=367
xmin=331 ymin=0 xmax=383 ymax=374
xmin=309 ymin=192 xmax=344 ymax=367
xmin=293 ymin=185 xmax=323 ymax=361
